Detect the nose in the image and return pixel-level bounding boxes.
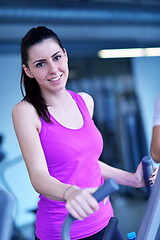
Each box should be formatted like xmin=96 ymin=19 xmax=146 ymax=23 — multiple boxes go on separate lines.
xmin=48 ymin=61 xmax=58 ymax=74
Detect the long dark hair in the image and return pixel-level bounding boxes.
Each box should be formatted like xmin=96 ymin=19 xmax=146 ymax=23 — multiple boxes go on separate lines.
xmin=20 ymin=26 xmax=64 ymax=122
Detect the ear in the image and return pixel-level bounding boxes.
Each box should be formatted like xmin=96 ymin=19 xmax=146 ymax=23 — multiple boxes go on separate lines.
xmin=22 ymin=64 xmax=34 ymax=78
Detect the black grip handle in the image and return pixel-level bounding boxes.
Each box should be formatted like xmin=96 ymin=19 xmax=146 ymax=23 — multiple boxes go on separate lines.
xmin=142 ymin=156 xmax=154 ymax=196
xmin=102 ymin=217 xmax=118 ymax=240
xmin=102 ymin=217 xmax=124 ymax=240
xmin=62 ymin=178 xmax=119 ymax=240
xmin=92 ymin=178 xmax=119 ymax=202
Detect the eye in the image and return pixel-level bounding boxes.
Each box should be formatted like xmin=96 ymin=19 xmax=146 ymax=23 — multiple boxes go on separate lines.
xmin=53 ymin=55 xmax=61 ymax=61
xmin=36 ymin=62 xmax=45 ymax=67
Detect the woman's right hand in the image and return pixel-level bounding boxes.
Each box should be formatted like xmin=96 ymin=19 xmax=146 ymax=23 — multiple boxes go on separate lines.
xmin=64 ymin=185 xmax=99 ymax=220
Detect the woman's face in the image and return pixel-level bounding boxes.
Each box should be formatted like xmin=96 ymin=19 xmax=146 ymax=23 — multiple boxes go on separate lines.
xmin=23 ymin=38 xmax=69 ymax=95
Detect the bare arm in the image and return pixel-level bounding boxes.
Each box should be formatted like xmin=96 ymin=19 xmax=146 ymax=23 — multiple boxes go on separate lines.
xmin=99 ymin=161 xmax=145 ymax=188
xmin=150 ymin=94 xmax=160 ymax=163
xmin=12 ymin=101 xmax=72 ymax=201
xmin=150 ymin=126 xmax=160 ymax=163
xmin=79 ymin=92 xmax=158 ymax=186
xmin=12 ymin=100 xmax=98 ymax=219
xmin=78 ymin=93 xmax=145 ymax=187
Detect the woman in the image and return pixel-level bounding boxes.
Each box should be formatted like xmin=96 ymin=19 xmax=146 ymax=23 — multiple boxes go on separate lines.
xmin=12 ymin=26 xmax=156 ymax=240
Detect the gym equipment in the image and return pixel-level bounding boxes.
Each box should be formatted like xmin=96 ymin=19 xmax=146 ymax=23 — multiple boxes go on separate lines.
xmin=62 ymin=178 xmax=120 ymax=240
xmin=102 ymin=217 xmax=123 ymax=240
xmin=0 ymin=187 xmax=16 ymax=240
xmin=142 ymin=156 xmax=154 ymax=196
xmin=62 ymin=155 xmax=160 ymax=240
xmin=137 ymin=161 xmax=160 ymax=240
xmin=0 ymin=156 xmax=38 ymax=239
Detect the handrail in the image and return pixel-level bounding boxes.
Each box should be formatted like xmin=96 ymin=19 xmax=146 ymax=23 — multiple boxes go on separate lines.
xmin=62 ymin=178 xmax=119 ymax=240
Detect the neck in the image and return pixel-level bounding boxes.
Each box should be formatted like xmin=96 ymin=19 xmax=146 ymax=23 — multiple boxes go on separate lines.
xmin=43 ymin=88 xmax=71 ymax=108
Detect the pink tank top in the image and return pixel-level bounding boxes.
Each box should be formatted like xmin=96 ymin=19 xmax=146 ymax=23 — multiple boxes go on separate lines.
xmin=36 ymin=90 xmax=114 ymax=240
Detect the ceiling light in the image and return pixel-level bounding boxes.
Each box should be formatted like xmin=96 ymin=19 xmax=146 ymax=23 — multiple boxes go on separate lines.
xmin=145 ymin=47 xmax=160 ymax=57
xmin=98 ymin=47 xmax=160 ymax=59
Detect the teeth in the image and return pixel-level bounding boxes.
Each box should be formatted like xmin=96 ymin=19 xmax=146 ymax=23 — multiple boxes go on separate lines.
xmin=48 ymin=76 xmax=60 ymax=82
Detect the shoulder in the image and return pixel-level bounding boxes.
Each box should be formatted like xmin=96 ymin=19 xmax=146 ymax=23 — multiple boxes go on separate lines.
xmin=78 ymin=92 xmax=94 ymax=117
xmin=12 ymin=100 xmax=41 ymax=131
xmin=12 ymin=100 xmax=37 ymax=117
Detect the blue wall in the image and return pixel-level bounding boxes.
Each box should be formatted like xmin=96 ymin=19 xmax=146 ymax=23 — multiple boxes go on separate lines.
xmin=0 ymin=54 xmax=38 ymax=227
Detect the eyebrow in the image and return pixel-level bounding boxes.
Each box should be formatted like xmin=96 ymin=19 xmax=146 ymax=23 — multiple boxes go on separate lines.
xmin=32 ymin=51 xmax=62 ymax=64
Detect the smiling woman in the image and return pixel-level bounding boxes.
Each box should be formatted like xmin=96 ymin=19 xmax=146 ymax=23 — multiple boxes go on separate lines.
xmin=20 ymin=28 xmax=69 ymax=123
xmin=12 ymin=26 xmax=158 ymax=240
xmin=22 ymin=39 xmax=69 ymax=100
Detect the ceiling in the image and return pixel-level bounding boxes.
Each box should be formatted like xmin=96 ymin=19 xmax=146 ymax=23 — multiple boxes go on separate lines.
xmin=0 ymin=0 xmax=160 ymax=58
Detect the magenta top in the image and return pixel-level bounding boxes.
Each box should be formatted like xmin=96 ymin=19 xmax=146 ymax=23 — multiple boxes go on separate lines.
xmin=36 ymin=90 xmax=114 ymax=240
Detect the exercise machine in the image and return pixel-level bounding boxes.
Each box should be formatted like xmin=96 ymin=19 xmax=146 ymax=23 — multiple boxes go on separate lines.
xmin=137 ymin=157 xmax=160 ymax=240
xmin=0 ymin=187 xmax=16 ymax=240
xmin=62 ymin=156 xmax=160 ymax=240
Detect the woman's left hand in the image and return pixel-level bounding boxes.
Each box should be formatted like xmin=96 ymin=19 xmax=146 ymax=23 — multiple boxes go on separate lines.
xmin=134 ymin=162 xmax=159 ymax=188
xmin=134 ymin=162 xmax=145 ymax=188
xmin=148 ymin=166 xmax=159 ymax=186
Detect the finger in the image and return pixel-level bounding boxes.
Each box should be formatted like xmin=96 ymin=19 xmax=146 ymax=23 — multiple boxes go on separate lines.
xmin=149 ymin=176 xmax=156 ymax=183
xmin=66 ymin=197 xmax=94 ymax=220
xmin=153 ymin=167 xmax=159 ymax=174
xmin=66 ymin=203 xmax=84 ymax=220
xmin=149 ymin=167 xmax=158 ymax=180
xmin=76 ymin=190 xmax=99 ymax=212
xmin=148 ymin=181 xmax=154 ymax=186
xmin=103 ymin=196 xmax=109 ymax=205
xmin=87 ymin=187 xmax=98 ymax=194
xmin=84 ymin=191 xmax=99 ymax=211
xmin=148 ymin=175 xmax=157 ymax=185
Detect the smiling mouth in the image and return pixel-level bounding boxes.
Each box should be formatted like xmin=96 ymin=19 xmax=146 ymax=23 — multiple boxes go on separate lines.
xmin=47 ymin=75 xmax=61 ymax=82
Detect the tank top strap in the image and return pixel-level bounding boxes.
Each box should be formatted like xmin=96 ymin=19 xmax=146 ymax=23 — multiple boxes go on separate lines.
xmin=67 ymin=90 xmax=91 ymax=121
